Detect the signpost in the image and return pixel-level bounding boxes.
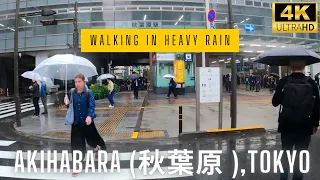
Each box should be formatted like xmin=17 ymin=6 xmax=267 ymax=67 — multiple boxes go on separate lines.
xmin=208 ymin=9 xmax=216 ymax=29
xmin=196 ymin=67 xmax=223 ymax=131
xmin=184 ymin=53 xmax=193 ymax=62
xmin=245 ymin=24 xmax=255 ymax=33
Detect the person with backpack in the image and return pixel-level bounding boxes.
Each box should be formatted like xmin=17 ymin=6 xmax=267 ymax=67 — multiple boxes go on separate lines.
xmin=167 ymin=78 xmax=178 ymax=99
xmin=272 ymin=60 xmax=319 ymax=180
xmin=64 ymin=73 xmax=106 ymax=177
xmin=29 ymin=79 xmax=40 ymax=117
xmin=39 ymin=80 xmax=49 ymax=114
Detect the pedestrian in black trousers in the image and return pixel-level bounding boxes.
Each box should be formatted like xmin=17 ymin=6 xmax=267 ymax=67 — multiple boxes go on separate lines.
xmin=64 ymin=73 xmax=106 ymax=177
xmin=272 ymin=60 xmax=319 ymax=180
xmin=30 ymin=80 xmax=40 ymax=116
xmin=167 ymin=78 xmax=177 ymax=99
xmin=132 ymin=73 xmax=140 ymax=99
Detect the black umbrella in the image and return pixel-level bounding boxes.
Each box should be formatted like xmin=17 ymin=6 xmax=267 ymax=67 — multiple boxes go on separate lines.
xmin=315 ymin=72 xmax=320 ymax=78
xmin=254 ymin=47 xmax=320 ymax=66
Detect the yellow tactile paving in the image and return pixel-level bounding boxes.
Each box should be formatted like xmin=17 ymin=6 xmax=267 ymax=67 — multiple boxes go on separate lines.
xmin=44 ymin=131 xmax=71 ymax=138
xmin=137 ymin=131 xmax=165 ymax=139
xmin=97 ymin=99 xmax=131 ymax=135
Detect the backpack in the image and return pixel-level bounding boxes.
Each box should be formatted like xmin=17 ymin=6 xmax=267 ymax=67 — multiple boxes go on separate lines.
xmin=280 ymin=76 xmax=315 ymax=124
xmin=45 ymin=84 xmax=51 ymax=95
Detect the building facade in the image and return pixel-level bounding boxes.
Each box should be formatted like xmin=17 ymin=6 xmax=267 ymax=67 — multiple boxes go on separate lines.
xmin=0 ymin=0 xmax=319 ymax=93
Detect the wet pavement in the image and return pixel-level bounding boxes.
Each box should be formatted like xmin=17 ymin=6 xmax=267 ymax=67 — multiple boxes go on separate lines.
xmin=142 ymin=88 xmax=279 ymax=137
xmin=13 ymin=91 xmax=148 ymax=142
xmin=1 ymin=115 xmax=320 ymax=179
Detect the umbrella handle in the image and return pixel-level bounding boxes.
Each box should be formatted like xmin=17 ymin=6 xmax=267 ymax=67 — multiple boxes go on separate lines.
xmin=65 ymin=64 xmax=67 ymax=95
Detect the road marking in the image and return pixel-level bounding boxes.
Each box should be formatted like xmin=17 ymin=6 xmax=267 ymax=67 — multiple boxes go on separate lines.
xmin=0 ymin=166 xmax=190 ymax=179
xmin=0 ymin=140 xmax=16 ymax=147
xmin=131 ymin=132 xmax=139 ymax=139
xmin=206 ymin=126 xmax=264 ymax=133
xmin=0 ymin=150 xmax=169 ymax=161
xmin=0 ymin=103 xmax=31 ymax=110
xmin=0 ymin=103 xmax=54 ymax=119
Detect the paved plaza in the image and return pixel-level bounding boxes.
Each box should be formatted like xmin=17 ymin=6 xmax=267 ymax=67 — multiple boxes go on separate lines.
xmin=12 ymin=87 xmax=280 ymax=141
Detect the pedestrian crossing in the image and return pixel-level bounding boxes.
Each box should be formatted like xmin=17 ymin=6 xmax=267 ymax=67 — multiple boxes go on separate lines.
xmin=0 ymin=102 xmax=54 ymax=119
xmin=0 ymin=140 xmax=192 ymax=180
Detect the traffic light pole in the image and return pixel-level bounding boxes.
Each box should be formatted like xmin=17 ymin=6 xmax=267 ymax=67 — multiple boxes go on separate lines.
xmin=14 ymin=0 xmax=21 ymax=127
xmin=73 ymin=2 xmax=78 ymax=55
xmin=227 ymin=0 xmax=237 ymax=128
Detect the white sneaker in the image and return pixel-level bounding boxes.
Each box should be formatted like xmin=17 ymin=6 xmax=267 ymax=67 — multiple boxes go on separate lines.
xmin=109 ymin=105 xmax=114 ymax=108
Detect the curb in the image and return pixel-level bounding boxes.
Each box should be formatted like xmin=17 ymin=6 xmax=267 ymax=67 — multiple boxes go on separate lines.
xmin=178 ymin=126 xmax=266 ymax=140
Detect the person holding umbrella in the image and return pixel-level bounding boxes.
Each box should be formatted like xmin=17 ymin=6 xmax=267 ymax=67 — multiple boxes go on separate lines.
xmin=39 ymin=80 xmax=48 ymax=115
xmin=107 ymin=78 xmax=115 ymax=108
xmin=64 ymin=73 xmax=106 ymax=176
xmin=131 ymin=72 xmax=140 ymax=99
xmin=256 ymin=47 xmax=320 ymax=180
xmin=167 ymin=78 xmax=178 ymax=99
xmin=29 ymin=79 xmax=40 ymax=117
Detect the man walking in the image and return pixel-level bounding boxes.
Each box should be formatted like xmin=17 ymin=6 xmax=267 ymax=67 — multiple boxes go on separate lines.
xmin=272 ymin=60 xmax=319 ymax=180
xmin=40 ymin=80 xmax=48 ymax=114
xmin=132 ymin=72 xmax=139 ymax=99
xmin=30 ymin=80 xmax=40 ymax=117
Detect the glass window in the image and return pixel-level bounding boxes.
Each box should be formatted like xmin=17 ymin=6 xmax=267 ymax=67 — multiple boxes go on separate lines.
xmin=47 ymin=0 xmax=66 ymax=5
xmin=19 ymin=38 xmax=25 ymax=48
xmin=243 ymin=7 xmax=262 ymax=16
xmin=0 ymin=19 xmax=6 ymax=28
xmin=78 ymin=12 xmax=91 ymax=22
xmin=184 ymin=22 xmax=206 ymax=28
xmin=26 ymin=36 xmax=45 ymax=47
xmin=234 ymin=15 xmax=264 ymax=25
xmin=7 ymin=3 xmax=16 ymax=10
xmin=245 ymin=1 xmax=253 ymax=5
xmin=162 ymin=21 xmax=185 ymax=29
xmin=132 ymin=11 xmax=162 ymax=21
xmin=264 ymin=17 xmax=272 ymax=26
xmin=20 ymin=1 xmax=26 ymax=8
xmin=0 ymin=4 xmax=7 ymax=11
xmin=0 ymin=29 xmax=6 ymax=39
xmin=184 ymin=12 xmax=205 ymax=22
xmin=115 ymin=11 xmax=132 ymax=21
xmin=262 ymin=8 xmax=271 ymax=16
xmin=46 ymin=24 xmax=70 ymax=34
xmin=309 ymin=33 xmax=317 ymax=39
xmin=235 ymin=0 xmax=244 ymax=5
xmin=263 ymin=3 xmax=270 ymax=8
xmin=78 ymin=23 xmax=91 ymax=29
xmin=162 ymin=12 xmax=185 ymax=21
xmin=26 ymin=26 xmax=46 ymax=36
xmin=114 ymin=0 xmax=133 ymax=6
xmin=232 ymin=5 xmax=244 ymax=14
xmin=5 ymin=39 xmax=14 ymax=49
xmin=0 ymin=39 xmax=4 ymax=49
xmin=216 ymin=13 xmax=228 ymax=21
xmin=46 ymin=35 xmax=68 ymax=45
xmin=6 ymin=29 xmax=14 ymax=39
xmin=254 ymin=1 xmax=261 ymax=7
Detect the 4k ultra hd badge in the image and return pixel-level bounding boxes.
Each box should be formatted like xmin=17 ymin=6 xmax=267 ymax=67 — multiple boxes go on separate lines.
xmin=272 ymin=2 xmax=318 ymax=33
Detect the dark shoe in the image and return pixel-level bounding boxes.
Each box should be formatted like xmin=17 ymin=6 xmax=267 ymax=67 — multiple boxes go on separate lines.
xmin=42 ymin=112 xmax=48 ymax=115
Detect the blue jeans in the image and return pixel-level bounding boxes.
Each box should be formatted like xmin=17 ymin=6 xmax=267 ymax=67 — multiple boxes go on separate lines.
xmin=108 ymin=91 xmax=115 ymax=106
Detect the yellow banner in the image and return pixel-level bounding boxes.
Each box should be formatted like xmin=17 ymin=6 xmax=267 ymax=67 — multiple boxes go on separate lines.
xmin=81 ymin=29 xmax=240 ymax=52
xmin=174 ymin=60 xmax=185 ymax=83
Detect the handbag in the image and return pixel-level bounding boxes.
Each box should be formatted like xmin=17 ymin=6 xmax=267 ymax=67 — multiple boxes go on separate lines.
xmin=65 ymin=89 xmax=74 ymax=125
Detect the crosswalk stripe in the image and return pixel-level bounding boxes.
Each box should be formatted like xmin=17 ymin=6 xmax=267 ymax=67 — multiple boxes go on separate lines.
xmin=0 ymin=103 xmax=54 ymax=119
xmin=0 ymin=166 xmax=190 ymax=179
xmin=0 ymin=103 xmax=32 ymax=111
xmin=0 ymin=102 xmax=16 ymax=108
xmin=0 ymin=140 xmax=16 ymax=147
xmin=0 ymin=104 xmax=34 ymax=115
xmin=0 ymin=150 xmax=170 ymax=161
xmin=0 ymin=150 xmax=191 ymax=179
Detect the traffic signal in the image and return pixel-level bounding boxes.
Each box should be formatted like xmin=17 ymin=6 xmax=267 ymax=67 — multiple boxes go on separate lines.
xmin=40 ymin=19 xmax=58 ymax=26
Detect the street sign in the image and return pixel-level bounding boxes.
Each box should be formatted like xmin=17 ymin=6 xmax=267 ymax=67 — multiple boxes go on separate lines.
xmin=184 ymin=53 xmax=193 ymax=62
xmin=190 ymin=77 xmax=195 ymax=80
xmin=245 ymin=24 xmax=255 ymax=33
xmin=210 ymin=23 xmax=215 ymax=29
xmin=207 ymin=10 xmax=216 ymax=23
xmin=199 ymin=67 xmax=221 ymax=103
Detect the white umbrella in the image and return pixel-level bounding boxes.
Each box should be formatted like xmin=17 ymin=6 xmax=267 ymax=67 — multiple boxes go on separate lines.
xmin=33 ymin=54 xmax=98 ymax=94
xmin=42 ymin=77 xmax=54 ymax=85
xmin=163 ymin=74 xmax=175 ymax=79
xmin=21 ymin=71 xmax=42 ymax=81
xmin=97 ymin=74 xmax=115 ymax=80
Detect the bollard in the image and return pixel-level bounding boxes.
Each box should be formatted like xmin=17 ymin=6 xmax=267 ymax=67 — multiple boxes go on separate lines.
xmin=179 ymin=106 xmax=182 ymax=134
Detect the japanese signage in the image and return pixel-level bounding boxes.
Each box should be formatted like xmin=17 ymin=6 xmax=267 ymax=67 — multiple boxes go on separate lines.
xmin=199 ymin=67 xmax=221 ymax=103
xmin=173 ymin=60 xmax=185 ymax=84
xmin=184 ymin=53 xmax=193 ymax=62
xmin=156 ymin=53 xmax=175 ymax=61
xmin=115 ymin=21 xmax=162 ymax=28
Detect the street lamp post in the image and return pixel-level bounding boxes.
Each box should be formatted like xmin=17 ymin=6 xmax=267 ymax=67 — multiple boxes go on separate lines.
xmin=14 ymin=0 xmax=21 ymax=127
xmin=73 ymin=2 xmax=78 ymax=55
xmin=227 ymin=0 xmax=237 ymax=128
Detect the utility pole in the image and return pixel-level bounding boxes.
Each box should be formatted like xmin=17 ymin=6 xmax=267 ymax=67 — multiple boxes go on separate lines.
xmin=14 ymin=0 xmax=21 ymax=127
xmin=73 ymin=2 xmax=78 ymax=55
xmin=227 ymin=0 xmax=237 ymax=128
